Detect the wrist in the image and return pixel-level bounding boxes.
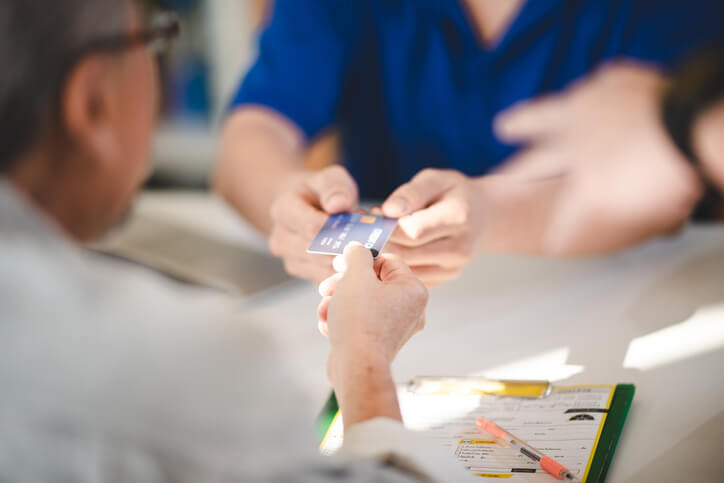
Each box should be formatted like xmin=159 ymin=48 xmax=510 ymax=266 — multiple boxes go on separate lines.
xmin=661 ymin=48 xmax=724 ymax=167
xmin=330 ymin=356 xmax=400 ymax=429
xmin=470 ymin=175 xmax=495 ymax=254
xmin=472 ymin=174 xmax=568 ymax=254
xmin=329 ymin=349 xmax=391 ymax=387
xmin=693 ymin=100 xmax=724 ymax=192
xmin=470 ymin=175 xmax=528 ymax=252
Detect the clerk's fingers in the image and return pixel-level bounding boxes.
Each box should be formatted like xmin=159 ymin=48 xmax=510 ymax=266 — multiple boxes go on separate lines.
xmin=496 ymin=146 xmax=572 ymax=181
xmin=410 ymin=265 xmax=465 ymax=288
xmin=373 ymin=253 xmax=418 ymax=284
xmin=390 ymin=226 xmax=457 ymax=247
xmin=494 ymin=95 xmax=568 ymax=143
xmin=270 ymin=191 xmax=328 ymax=239
xmin=282 ymin=257 xmax=335 ymax=284
xmin=384 ymin=237 xmax=475 ymax=269
xmin=269 ymin=224 xmax=313 ymax=259
xmin=382 ymin=169 xmax=460 ymax=218
xmin=269 ymin=225 xmax=335 ymax=281
xmin=392 ymin=197 xmax=467 ymax=246
xmin=305 ymin=165 xmax=359 ymax=214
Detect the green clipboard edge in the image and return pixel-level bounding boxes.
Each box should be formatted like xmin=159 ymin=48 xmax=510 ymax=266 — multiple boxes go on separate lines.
xmin=586 ymin=383 xmax=635 ymax=483
xmin=316 ymin=384 xmax=635 ymax=483
xmin=316 ymin=391 xmax=339 ymax=443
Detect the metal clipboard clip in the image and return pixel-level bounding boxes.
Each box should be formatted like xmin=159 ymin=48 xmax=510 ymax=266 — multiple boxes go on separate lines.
xmin=406 ymin=377 xmax=552 ymax=398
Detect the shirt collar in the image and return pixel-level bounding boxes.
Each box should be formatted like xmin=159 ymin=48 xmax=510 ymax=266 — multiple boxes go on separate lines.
xmin=421 ymin=0 xmax=565 ymax=52
xmin=0 ymin=178 xmax=71 ymax=244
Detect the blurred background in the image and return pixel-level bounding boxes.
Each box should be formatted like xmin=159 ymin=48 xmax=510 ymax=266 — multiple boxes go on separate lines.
xmin=151 ymin=0 xmax=265 ymax=187
xmin=151 ymin=0 xmax=333 ymax=188
xmin=149 ymin=0 xmax=336 ymax=189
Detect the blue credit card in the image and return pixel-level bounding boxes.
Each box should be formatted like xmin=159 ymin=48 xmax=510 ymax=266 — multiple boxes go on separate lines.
xmin=307 ymin=213 xmax=398 ymax=258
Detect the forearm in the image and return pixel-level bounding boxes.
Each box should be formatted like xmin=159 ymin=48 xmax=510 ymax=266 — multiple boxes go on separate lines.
xmin=475 ymin=174 xmax=686 ymax=256
xmin=213 ymin=107 xmax=308 ymax=234
xmin=475 ymin=175 xmax=562 ymax=255
xmin=332 ymin=357 xmax=402 ymax=431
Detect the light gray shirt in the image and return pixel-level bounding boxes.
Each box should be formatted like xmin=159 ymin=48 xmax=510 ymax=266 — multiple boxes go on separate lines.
xmin=0 ymin=182 xmax=471 ymax=483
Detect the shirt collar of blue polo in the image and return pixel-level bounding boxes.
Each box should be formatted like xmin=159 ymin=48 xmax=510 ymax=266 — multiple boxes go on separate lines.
xmin=420 ymin=0 xmax=565 ymax=54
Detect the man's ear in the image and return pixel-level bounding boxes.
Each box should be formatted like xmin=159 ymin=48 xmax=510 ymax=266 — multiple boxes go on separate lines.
xmin=62 ymin=56 xmax=119 ymax=170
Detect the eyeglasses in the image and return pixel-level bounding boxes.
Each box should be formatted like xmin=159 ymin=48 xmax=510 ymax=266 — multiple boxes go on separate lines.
xmin=51 ymin=7 xmax=180 ymax=120
xmin=58 ymin=8 xmax=180 ymax=82
xmin=77 ymin=9 xmax=181 ymax=58
xmin=57 ymin=7 xmax=179 ymax=81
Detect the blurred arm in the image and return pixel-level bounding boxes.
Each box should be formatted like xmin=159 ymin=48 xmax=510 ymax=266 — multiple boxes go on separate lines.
xmin=476 ymin=172 xmax=697 ymax=256
xmin=214 ymin=0 xmax=357 ymax=234
xmin=695 ymin=99 xmax=724 ymax=191
xmin=474 ymin=175 xmax=566 ymax=255
xmin=214 ymin=107 xmax=308 ymax=234
xmin=494 ymin=63 xmax=705 ymax=256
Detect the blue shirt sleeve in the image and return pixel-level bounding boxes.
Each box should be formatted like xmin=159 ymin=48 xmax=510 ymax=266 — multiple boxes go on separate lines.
xmin=619 ymin=0 xmax=724 ymax=68
xmin=230 ymin=0 xmax=361 ymax=140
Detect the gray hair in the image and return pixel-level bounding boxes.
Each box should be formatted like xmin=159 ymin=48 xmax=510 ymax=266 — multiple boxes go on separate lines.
xmin=0 ymin=0 xmax=129 ymax=172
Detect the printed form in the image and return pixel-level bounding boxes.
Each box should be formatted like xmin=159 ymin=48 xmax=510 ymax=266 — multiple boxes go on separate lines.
xmin=321 ymin=385 xmax=614 ymax=481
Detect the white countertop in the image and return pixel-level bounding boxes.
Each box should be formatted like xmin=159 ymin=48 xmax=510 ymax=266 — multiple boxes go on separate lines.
xmin=134 ymin=190 xmax=724 ymax=482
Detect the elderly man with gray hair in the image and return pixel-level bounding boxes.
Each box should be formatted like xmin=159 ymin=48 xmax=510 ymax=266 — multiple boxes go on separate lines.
xmin=0 ymin=1 xmax=472 ymax=481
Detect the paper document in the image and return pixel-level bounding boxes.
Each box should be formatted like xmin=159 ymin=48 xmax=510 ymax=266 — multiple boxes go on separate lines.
xmin=321 ymin=385 xmax=614 ymax=481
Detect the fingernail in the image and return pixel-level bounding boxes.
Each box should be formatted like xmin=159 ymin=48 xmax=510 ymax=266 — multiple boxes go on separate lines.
xmin=333 ymin=255 xmax=347 ymax=273
xmin=384 ymin=198 xmax=407 ymax=217
xmin=344 ymin=241 xmax=364 ymax=251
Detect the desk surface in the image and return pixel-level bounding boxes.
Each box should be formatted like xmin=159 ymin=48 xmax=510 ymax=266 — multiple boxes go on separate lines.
xmin=138 ymin=191 xmax=724 ymax=483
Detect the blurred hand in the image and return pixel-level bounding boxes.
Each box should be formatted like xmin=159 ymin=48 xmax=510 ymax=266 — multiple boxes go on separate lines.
xmin=495 ymin=63 xmax=704 ymax=253
xmin=268 ymin=165 xmax=359 ymax=283
xmin=378 ymin=169 xmax=487 ymax=286
xmin=694 ymin=99 xmax=724 ymax=192
xmin=317 ymin=243 xmax=428 ymax=389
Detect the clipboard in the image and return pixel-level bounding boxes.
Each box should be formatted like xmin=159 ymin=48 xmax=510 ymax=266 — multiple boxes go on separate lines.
xmin=316 ymin=380 xmax=634 ymax=482
xmin=587 ymin=384 xmax=635 ymax=482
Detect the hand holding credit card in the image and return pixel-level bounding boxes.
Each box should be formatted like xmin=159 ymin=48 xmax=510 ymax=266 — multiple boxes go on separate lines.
xmin=308 ymin=213 xmax=398 ymax=258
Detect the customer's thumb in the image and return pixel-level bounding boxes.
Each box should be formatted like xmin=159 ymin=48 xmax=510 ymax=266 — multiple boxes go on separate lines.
xmin=333 ymin=242 xmax=375 ymax=278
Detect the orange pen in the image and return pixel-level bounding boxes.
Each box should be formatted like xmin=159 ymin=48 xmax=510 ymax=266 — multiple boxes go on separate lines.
xmin=476 ymin=417 xmax=581 ymax=482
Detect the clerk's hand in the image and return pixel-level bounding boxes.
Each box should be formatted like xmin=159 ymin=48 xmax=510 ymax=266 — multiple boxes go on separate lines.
xmin=379 ymin=169 xmax=487 ymax=287
xmin=316 ymin=243 xmax=428 ymax=389
xmin=268 ymin=165 xmax=359 ymax=283
xmin=495 ymin=63 xmax=704 ymax=253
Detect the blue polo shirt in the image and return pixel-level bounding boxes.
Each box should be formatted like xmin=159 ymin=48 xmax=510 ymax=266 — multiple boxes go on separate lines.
xmin=232 ymin=0 xmax=724 ymax=200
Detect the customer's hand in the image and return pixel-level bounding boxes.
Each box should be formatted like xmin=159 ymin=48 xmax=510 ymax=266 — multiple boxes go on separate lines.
xmin=495 ymin=63 xmax=704 ymax=254
xmin=379 ymin=169 xmax=487 ymax=286
xmin=317 ymin=243 xmax=427 ymax=391
xmin=268 ymin=165 xmax=359 ymax=283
